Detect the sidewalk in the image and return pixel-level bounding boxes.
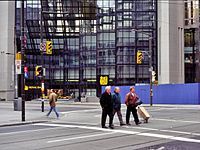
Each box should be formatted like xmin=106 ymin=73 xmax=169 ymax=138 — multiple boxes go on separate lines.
xmin=0 ymin=100 xmax=78 ymax=127
xmin=0 ymin=99 xmax=100 ymax=127
xmin=0 ymin=100 xmax=200 ymax=127
xmin=0 ymin=101 xmax=50 ymax=127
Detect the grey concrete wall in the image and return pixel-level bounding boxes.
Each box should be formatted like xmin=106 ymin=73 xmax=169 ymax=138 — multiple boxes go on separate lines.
xmin=0 ymin=1 xmax=15 ymax=100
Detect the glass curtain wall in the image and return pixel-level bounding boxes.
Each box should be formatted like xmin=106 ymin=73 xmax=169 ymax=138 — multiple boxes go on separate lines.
xmin=115 ymin=0 xmax=157 ymax=85
xmin=15 ymin=0 xmax=157 ymax=99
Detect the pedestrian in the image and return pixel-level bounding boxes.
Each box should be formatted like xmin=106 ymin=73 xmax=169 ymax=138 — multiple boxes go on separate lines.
xmin=112 ymin=87 xmax=126 ymax=126
xmin=125 ymin=86 xmax=141 ymax=125
xmin=47 ymin=89 xmax=59 ymax=118
xmin=100 ymin=86 xmax=114 ymax=129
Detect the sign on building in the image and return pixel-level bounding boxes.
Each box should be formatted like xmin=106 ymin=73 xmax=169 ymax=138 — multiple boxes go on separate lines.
xmin=15 ymin=53 xmax=22 ymax=74
xmin=98 ymin=75 xmax=109 ymax=86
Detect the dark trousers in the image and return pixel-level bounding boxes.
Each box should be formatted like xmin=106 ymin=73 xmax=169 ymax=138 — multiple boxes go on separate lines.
xmin=113 ymin=109 xmax=124 ymax=124
xmin=126 ymin=105 xmax=139 ymax=124
xmin=101 ymin=108 xmax=113 ymax=127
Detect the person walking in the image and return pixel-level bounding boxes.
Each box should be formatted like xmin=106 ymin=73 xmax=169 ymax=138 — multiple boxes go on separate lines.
xmin=112 ymin=87 xmax=125 ymax=126
xmin=125 ymin=86 xmax=141 ymax=125
xmin=47 ymin=89 xmax=59 ymax=118
xmin=100 ymin=86 xmax=114 ymax=129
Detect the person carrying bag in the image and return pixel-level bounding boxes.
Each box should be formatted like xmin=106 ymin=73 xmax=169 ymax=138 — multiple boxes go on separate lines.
xmin=125 ymin=86 xmax=141 ymax=125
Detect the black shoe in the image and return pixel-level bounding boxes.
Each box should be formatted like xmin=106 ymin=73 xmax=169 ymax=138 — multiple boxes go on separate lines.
xmin=136 ymin=122 xmax=142 ymax=125
xmin=120 ymin=123 xmax=126 ymax=126
xmin=109 ymin=125 xmax=114 ymax=129
xmin=102 ymin=126 xmax=108 ymax=129
xmin=126 ymin=123 xmax=131 ymax=126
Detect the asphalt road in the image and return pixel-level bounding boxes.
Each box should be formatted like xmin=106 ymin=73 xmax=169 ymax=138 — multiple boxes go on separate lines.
xmin=0 ymin=104 xmax=200 ymax=150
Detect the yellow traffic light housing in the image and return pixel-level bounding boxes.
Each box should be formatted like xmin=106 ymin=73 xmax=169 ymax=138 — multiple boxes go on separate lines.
xmin=137 ymin=51 xmax=143 ymax=64
xmin=46 ymin=40 xmax=52 ymax=54
xmin=35 ymin=66 xmax=43 ymax=76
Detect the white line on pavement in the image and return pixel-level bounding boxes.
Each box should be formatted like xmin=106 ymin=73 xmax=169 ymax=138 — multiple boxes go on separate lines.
xmin=0 ymin=127 xmax=64 ymax=136
xmin=52 ymin=121 xmax=98 ymax=126
xmin=94 ymin=114 xmax=101 ymax=117
xmin=160 ymin=129 xmax=200 ymax=136
xmin=35 ymin=123 xmax=139 ymax=133
xmin=125 ymin=126 xmax=200 ymax=136
xmin=60 ymin=109 xmax=100 ymax=114
xmin=152 ymin=118 xmax=200 ymax=124
xmin=47 ymin=132 xmax=115 ymax=143
xmin=35 ymin=123 xmax=200 ymax=144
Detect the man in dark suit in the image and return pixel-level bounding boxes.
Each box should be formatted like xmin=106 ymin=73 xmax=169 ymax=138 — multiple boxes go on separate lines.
xmin=100 ymin=86 xmax=114 ymax=129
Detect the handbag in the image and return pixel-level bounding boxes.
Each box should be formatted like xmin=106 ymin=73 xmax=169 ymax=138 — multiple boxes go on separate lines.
xmin=135 ymin=98 xmax=143 ymax=106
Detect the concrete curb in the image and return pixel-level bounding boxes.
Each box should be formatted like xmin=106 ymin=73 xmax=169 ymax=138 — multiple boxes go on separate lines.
xmin=0 ymin=120 xmax=49 ymax=128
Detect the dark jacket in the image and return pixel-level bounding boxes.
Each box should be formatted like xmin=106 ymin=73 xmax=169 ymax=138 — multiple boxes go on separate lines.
xmin=113 ymin=92 xmax=121 ymax=111
xmin=100 ymin=92 xmax=113 ymax=110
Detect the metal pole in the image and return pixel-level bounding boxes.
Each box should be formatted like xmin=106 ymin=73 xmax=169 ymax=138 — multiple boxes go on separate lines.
xmin=21 ymin=0 xmax=25 ymax=121
xmin=192 ymin=29 xmax=195 ymax=82
xmin=149 ymin=37 xmax=153 ymax=106
xmin=132 ymin=29 xmax=153 ymax=106
xmin=40 ymin=10 xmax=45 ymax=112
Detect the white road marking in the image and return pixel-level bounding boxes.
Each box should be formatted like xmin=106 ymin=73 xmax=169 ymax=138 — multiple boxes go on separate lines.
xmin=125 ymin=126 xmax=159 ymax=131
xmin=60 ymin=109 xmax=100 ymax=114
xmin=0 ymin=126 xmax=64 ymax=136
xmin=52 ymin=121 xmax=98 ymax=126
xmin=157 ymin=147 xmax=165 ymax=150
xmin=47 ymin=132 xmax=115 ymax=143
xmin=125 ymin=126 xmax=200 ymax=136
xmin=160 ymin=129 xmax=200 ymax=136
xmin=35 ymin=123 xmax=139 ymax=134
xmin=35 ymin=123 xmax=200 ymax=144
xmin=150 ymin=147 xmax=165 ymax=150
xmin=152 ymin=118 xmax=200 ymax=124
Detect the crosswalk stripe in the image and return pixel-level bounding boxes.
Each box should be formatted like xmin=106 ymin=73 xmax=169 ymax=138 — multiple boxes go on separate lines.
xmin=35 ymin=123 xmax=200 ymax=144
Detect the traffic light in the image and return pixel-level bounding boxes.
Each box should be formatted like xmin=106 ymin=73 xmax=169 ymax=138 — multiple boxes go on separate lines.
xmin=46 ymin=40 xmax=52 ymax=54
xmin=137 ymin=51 xmax=143 ymax=64
xmin=24 ymin=66 xmax=28 ymax=78
xmin=35 ymin=66 xmax=43 ymax=76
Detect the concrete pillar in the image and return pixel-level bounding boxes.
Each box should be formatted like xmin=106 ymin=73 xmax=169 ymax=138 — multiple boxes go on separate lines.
xmin=158 ymin=0 xmax=185 ymax=84
xmin=0 ymin=1 xmax=15 ymax=100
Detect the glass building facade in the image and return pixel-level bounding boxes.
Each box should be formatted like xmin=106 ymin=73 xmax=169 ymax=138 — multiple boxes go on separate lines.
xmin=184 ymin=0 xmax=199 ymax=83
xmin=15 ymin=0 xmax=157 ymax=99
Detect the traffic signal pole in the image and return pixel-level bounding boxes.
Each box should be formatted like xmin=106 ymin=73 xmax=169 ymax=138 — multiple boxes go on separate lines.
xmin=149 ymin=37 xmax=153 ymax=106
xmin=21 ymin=0 xmax=25 ymax=121
xmin=132 ymin=29 xmax=153 ymax=106
xmin=40 ymin=9 xmax=45 ymax=112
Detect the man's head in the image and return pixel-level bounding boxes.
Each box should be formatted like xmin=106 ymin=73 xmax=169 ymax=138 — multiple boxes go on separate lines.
xmin=105 ymin=86 xmax=111 ymax=94
xmin=129 ymin=86 xmax=135 ymax=93
xmin=114 ymin=87 xmax=120 ymax=93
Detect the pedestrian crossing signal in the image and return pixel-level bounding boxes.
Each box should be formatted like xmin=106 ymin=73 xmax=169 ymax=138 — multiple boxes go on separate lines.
xmin=35 ymin=66 xmax=43 ymax=76
xmin=137 ymin=51 xmax=143 ymax=64
xmin=46 ymin=41 xmax=52 ymax=54
xmin=152 ymin=71 xmax=156 ymax=82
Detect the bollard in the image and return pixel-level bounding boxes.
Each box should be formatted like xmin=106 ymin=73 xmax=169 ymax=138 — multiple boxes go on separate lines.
xmin=41 ymin=99 xmax=44 ymax=112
